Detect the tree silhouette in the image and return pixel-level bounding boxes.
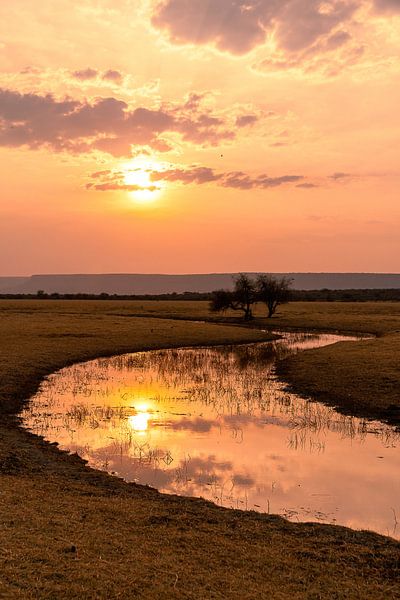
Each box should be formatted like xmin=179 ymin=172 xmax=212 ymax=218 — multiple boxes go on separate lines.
xmin=256 ymin=275 xmax=292 ymax=318
xmin=210 ymin=274 xmax=256 ymax=320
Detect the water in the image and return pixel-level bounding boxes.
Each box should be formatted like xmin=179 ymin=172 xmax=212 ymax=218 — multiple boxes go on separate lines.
xmin=21 ymin=332 xmax=400 ymax=538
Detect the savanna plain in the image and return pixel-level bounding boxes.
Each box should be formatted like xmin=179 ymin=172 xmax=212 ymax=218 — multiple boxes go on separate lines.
xmin=1 ymin=299 xmax=400 ymax=599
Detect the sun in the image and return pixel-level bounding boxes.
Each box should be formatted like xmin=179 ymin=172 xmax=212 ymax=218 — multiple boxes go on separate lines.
xmin=122 ymin=159 xmax=163 ymax=204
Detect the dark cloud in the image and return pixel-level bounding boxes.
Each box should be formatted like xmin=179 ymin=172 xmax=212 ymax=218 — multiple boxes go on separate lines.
xmin=152 ymin=166 xmax=221 ymax=184
xmin=325 ymin=30 xmax=352 ymax=50
xmin=221 ymin=171 xmax=303 ymax=189
xmin=152 ymin=0 xmax=269 ymax=55
xmin=88 ymin=164 xmax=304 ymax=191
xmin=274 ymin=1 xmax=356 ymax=53
xmin=151 ymin=167 xmax=303 ymax=189
xmin=72 ymin=68 xmax=124 ymax=83
xmin=236 ymin=114 xmax=258 ymax=127
xmin=256 ymin=26 xmax=363 ymax=76
xmin=296 ymin=182 xmax=319 ymax=188
xmin=183 ymin=92 xmax=207 ymax=111
xmin=330 ymin=171 xmax=352 ymax=179
xmin=152 ymin=0 xmax=358 ymax=56
xmin=373 ymin=0 xmax=400 ymax=12
xmin=177 ymin=114 xmax=235 ymax=145
xmin=72 ymin=68 xmax=98 ymax=80
xmin=91 ymin=169 xmax=112 ymax=178
xmin=102 ymin=69 xmax=123 ymax=82
xmin=88 ymin=165 xmax=354 ymax=193
xmin=86 ymin=182 xmax=159 ymax=192
xmin=0 ymin=88 xmax=236 ymax=157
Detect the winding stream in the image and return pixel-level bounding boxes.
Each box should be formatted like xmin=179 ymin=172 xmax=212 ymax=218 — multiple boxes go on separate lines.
xmin=21 ymin=331 xmax=400 ymax=538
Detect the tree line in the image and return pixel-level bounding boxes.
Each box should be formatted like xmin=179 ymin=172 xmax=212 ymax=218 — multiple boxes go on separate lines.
xmin=209 ymin=274 xmax=292 ymax=320
xmin=1 ymin=285 xmax=399 ymax=303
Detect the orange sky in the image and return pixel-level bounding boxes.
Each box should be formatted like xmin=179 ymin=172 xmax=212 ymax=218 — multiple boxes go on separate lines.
xmin=0 ymin=0 xmax=399 ymax=275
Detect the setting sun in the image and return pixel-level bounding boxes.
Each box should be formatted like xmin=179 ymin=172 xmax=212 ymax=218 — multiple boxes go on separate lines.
xmin=123 ymin=159 xmax=162 ymax=204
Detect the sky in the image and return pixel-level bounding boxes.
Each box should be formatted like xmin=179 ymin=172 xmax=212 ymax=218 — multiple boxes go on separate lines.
xmin=0 ymin=0 xmax=399 ymax=275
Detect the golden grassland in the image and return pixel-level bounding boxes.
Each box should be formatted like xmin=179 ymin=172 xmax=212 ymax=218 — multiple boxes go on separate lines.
xmin=0 ymin=300 xmax=400 ymax=599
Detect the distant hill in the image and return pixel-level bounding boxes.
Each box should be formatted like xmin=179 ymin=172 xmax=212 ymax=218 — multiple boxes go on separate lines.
xmin=2 ymin=273 xmax=400 ymax=295
xmin=0 ymin=277 xmax=29 ymax=292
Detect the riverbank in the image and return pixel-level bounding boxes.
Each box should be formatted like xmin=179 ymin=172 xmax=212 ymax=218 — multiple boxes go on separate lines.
xmin=277 ymin=333 xmax=400 ymax=426
xmin=1 ymin=300 xmax=399 ymax=599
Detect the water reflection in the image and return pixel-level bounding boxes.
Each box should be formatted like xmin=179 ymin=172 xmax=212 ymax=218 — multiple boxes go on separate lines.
xmin=21 ymin=332 xmax=400 ymax=538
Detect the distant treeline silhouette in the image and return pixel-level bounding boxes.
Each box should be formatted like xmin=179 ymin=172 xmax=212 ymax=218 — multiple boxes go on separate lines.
xmin=1 ymin=289 xmax=400 ymax=301
xmin=291 ymin=289 xmax=400 ymax=302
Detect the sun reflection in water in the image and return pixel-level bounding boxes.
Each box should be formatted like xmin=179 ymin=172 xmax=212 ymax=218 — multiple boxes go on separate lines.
xmin=128 ymin=402 xmax=153 ymax=432
xmin=128 ymin=412 xmax=150 ymax=432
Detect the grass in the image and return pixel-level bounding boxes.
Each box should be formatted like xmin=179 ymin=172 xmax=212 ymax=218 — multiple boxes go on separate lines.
xmin=255 ymin=301 xmax=400 ymax=425
xmin=0 ymin=300 xmax=400 ymax=599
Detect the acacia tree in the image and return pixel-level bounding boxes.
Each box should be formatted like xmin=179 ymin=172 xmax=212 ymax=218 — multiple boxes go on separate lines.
xmin=210 ymin=274 xmax=256 ymax=320
xmin=256 ymin=275 xmax=292 ymax=318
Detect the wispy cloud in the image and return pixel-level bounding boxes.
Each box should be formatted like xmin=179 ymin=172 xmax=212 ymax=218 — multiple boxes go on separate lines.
xmin=87 ymin=164 xmax=305 ymax=191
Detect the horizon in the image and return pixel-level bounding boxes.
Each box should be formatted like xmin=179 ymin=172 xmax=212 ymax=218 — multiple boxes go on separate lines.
xmin=3 ymin=270 xmax=400 ymax=278
xmin=3 ymin=271 xmax=400 ymax=294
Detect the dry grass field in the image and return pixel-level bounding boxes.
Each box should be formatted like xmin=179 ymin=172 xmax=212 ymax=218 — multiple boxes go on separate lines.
xmin=0 ymin=300 xmax=400 ymax=599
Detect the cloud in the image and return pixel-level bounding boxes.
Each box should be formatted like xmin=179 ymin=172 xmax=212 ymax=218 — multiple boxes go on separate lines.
xmin=0 ymin=88 xmax=237 ymax=157
xmin=256 ymin=27 xmax=365 ymax=76
xmin=236 ymin=114 xmax=258 ymax=127
xmin=325 ymin=30 xmax=352 ymax=50
xmin=72 ymin=68 xmax=98 ymax=80
xmin=86 ymin=182 xmax=159 ymax=192
xmin=152 ymin=166 xmax=221 ymax=184
xmin=274 ymin=1 xmax=356 ymax=53
xmin=102 ymin=69 xmax=123 ymax=82
xmin=88 ymin=164 xmax=360 ymax=193
xmin=373 ymin=0 xmax=400 ymax=13
xmin=219 ymin=171 xmax=304 ymax=189
xmin=90 ymin=169 xmax=113 ymax=178
xmin=71 ymin=68 xmax=125 ymax=86
xmin=152 ymin=0 xmax=358 ymax=56
xmin=151 ymin=0 xmax=269 ymax=55
xmin=152 ymin=1 xmax=393 ymax=75
xmin=330 ymin=171 xmax=352 ymax=179
xmin=87 ymin=164 xmax=305 ymax=192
